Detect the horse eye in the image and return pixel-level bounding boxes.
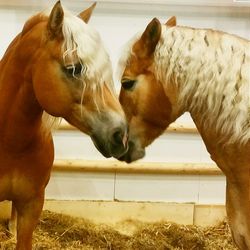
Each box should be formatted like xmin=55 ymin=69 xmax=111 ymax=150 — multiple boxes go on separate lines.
xmin=121 ymin=78 xmax=136 ymax=90
xmin=64 ymin=63 xmax=83 ymax=77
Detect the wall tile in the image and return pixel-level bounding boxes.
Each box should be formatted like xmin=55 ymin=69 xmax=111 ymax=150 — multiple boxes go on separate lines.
xmin=46 ymin=171 xmax=115 ymax=201
xmin=115 ymin=173 xmax=200 ymax=203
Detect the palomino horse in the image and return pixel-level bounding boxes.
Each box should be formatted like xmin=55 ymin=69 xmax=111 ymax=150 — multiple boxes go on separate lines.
xmin=117 ymin=16 xmax=250 ymax=249
xmin=0 ymin=1 xmax=128 ymax=249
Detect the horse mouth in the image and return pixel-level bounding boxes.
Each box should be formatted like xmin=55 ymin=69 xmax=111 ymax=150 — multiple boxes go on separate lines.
xmin=91 ymin=135 xmax=128 ymax=159
xmin=91 ymin=136 xmax=112 ymax=158
xmin=118 ymin=141 xmax=145 ymax=163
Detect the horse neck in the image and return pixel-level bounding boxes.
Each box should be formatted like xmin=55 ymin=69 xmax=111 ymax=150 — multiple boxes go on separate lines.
xmin=157 ymin=26 xmax=250 ymax=146
xmin=0 ymin=29 xmax=46 ymax=151
xmin=156 ymin=26 xmax=205 ymax=111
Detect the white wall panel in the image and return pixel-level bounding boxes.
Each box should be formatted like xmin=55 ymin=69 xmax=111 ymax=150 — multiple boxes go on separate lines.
xmin=1 ymin=0 xmax=250 ymax=8
xmin=53 ymin=131 xmax=105 ymax=160
xmin=115 ymin=173 xmax=200 ymax=202
xmin=114 ymin=174 xmax=226 ymax=204
xmin=46 ymin=171 xmax=115 ymax=200
xmin=198 ymin=176 xmax=226 ymax=204
xmin=143 ymin=133 xmax=202 ymax=163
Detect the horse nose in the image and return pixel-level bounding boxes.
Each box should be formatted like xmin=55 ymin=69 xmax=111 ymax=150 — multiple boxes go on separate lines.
xmin=112 ymin=127 xmax=128 ymax=148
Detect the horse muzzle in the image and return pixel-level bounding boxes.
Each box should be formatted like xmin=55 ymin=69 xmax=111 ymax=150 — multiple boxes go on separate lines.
xmin=117 ymin=140 xmax=145 ymax=163
xmin=91 ymin=126 xmax=129 ymax=159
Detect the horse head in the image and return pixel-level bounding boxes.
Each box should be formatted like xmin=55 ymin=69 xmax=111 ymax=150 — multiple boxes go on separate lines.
xmin=26 ymin=1 xmax=128 ymax=158
xmin=117 ymin=17 xmax=179 ymax=162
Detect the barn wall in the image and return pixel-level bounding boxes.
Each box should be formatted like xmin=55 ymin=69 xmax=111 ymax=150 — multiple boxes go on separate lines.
xmin=0 ymin=1 xmax=250 ymax=207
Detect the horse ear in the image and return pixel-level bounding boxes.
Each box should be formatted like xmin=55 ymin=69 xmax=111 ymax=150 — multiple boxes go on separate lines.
xmin=165 ymin=16 xmax=176 ymax=27
xmin=135 ymin=18 xmax=161 ymax=58
xmin=78 ymin=2 xmax=97 ymax=23
xmin=47 ymin=1 xmax=64 ymax=39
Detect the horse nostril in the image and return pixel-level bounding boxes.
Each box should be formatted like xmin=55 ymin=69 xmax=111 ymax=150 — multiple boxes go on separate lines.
xmin=112 ymin=127 xmax=128 ymax=147
xmin=110 ymin=126 xmax=129 ymax=158
xmin=112 ymin=129 xmax=123 ymax=145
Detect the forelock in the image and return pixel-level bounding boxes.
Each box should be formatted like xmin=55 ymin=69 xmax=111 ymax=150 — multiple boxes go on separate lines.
xmin=116 ymin=32 xmax=141 ymax=81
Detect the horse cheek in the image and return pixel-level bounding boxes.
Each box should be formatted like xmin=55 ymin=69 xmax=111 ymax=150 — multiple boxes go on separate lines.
xmin=33 ymin=69 xmax=72 ymax=117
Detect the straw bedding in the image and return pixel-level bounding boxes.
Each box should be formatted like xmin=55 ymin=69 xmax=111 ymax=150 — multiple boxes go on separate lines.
xmin=0 ymin=210 xmax=236 ymax=249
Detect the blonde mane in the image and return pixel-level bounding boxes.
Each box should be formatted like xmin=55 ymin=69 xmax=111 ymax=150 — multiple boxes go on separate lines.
xmin=155 ymin=25 xmax=250 ymax=145
xmin=43 ymin=5 xmax=115 ymax=115
xmin=61 ymin=9 xmax=115 ymax=111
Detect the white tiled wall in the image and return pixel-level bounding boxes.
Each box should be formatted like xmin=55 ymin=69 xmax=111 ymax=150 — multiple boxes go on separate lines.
xmin=2 ymin=1 xmax=246 ymax=204
xmin=115 ymin=174 xmax=226 ymax=204
xmin=115 ymin=174 xmax=200 ymax=203
xmin=144 ymin=133 xmax=202 ymax=163
xmin=45 ymin=169 xmax=226 ymax=204
xmin=46 ymin=171 xmax=115 ymax=200
xmin=198 ymin=176 xmax=226 ymax=204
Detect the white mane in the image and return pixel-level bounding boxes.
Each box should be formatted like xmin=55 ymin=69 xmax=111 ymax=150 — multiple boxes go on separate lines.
xmin=155 ymin=25 xmax=250 ymax=145
xmin=116 ymin=32 xmax=141 ymax=82
xmin=62 ymin=9 xmax=115 ymax=108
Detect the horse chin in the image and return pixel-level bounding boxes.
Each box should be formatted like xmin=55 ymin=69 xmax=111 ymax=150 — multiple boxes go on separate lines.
xmin=91 ymin=136 xmax=112 ymax=158
xmin=118 ymin=140 xmax=145 ymax=163
xmin=91 ymin=135 xmax=128 ymax=159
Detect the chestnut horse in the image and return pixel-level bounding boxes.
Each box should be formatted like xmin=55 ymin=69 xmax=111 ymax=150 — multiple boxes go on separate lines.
xmin=118 ymin=16 xmax=250 ymax=249
xmin=0 ymin=2 xmax=128 ymax=249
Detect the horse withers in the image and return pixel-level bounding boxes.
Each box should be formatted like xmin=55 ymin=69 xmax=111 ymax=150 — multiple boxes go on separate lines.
xmin=0 ymin=1 xmax=128 ymax=249
xmin=117 ymin=16 xmax=250 ymax=249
